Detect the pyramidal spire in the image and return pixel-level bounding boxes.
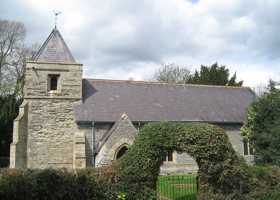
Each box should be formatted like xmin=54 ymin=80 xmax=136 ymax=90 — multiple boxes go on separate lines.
xmin=33 ymin=27 xmax=76 ymax=63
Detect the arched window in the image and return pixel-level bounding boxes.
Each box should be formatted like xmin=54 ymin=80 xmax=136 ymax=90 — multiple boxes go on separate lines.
xmin=115 ymin=146 xmax=128 ymax=160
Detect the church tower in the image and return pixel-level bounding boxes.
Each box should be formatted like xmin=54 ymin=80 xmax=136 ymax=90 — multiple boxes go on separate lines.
xmin=10 ymin=27 xmax=83 ymax=169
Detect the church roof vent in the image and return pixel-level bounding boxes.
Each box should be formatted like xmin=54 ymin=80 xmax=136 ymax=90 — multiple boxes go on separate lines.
xmin=33 ymin=27 xmax=76 ymax=63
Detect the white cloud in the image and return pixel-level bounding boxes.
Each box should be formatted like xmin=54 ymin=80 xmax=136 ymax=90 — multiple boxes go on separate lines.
xmin=1 ymin=0 xmax=280 ymax=87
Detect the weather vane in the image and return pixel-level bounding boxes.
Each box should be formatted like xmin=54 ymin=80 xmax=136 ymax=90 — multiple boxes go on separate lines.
xmin=53 ymin=10 xmax=62 ymax=28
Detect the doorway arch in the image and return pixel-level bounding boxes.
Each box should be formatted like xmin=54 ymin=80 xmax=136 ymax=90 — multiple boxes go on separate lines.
xmin=115 ymin=144 xmax=128 ymax=160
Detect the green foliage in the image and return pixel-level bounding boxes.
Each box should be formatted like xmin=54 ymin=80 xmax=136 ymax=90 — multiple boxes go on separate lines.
xmin=0 ymin=168 xmax=112 ymax=200
xmin=117 ymin=192 xmax=127 ymax=200
xmin=244 ymin=165 xmax=280 ymax=200
xmin=0 ymin=95 xmax=22 ymax=167
xmin=153 ymin=63 xmax=243 ymax=86
xmin=188 ymin=63 xmax=243 ymax=86
xmin=241 ymin=84 xmax=280 ymax=165
xmin=1 ymin=122 xmax=280 ymax=199
xmin=117 ymin=122 xmax=251 ymax=199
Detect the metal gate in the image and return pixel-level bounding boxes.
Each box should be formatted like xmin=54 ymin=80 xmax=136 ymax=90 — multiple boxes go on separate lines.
xmin=157 ymin=174 xmax=197 ymax=200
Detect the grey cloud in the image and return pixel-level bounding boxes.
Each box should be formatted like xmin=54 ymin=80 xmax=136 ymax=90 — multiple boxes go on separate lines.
xmin=1 ymin=0 xmax=280 ymax=86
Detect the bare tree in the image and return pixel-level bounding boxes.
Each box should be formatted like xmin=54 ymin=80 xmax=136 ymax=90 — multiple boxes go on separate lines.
xmin=0 ymin=20 xmax=39 ymax=97
xmin=252 ymin=84 xmax=267 ymax=96
xmin=153 ymin=63 xmax=191 ymax=84
xmin=0 ymin=20 xmax=26 ymax=96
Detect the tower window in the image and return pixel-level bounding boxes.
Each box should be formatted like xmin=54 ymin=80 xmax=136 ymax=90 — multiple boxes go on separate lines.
xmin=48 ymin=74 xmax=60 ymax=91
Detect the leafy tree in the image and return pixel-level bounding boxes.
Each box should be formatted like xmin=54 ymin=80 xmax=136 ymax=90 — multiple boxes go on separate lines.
xmin=242 ymin=80 xmax=280 ymax=165
xmin=153 ymin=62 xmax=243 ymax=86
xmin=153 ymin=63 xmax=191 ymax=84
xmin=188 ymin=63 xmax=243 ymax=86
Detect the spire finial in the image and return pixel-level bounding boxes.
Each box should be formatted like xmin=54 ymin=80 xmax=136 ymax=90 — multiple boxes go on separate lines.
xmin=53 ymin=10 xmax=62 ymax=29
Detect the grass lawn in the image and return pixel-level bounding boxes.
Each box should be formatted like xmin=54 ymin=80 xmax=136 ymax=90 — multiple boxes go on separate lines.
xmin=157 ymin=174 xmax=197 ymax=200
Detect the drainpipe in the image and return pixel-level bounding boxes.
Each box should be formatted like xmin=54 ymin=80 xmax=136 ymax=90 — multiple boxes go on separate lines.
xmin=91 ymin=121 xmax=95 ymax=167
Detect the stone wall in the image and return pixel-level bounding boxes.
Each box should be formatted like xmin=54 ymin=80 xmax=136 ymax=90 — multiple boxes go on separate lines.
xmin=73 ymin=131 xmax=86 ymax=169
xmin=222 ymin=124 xmax=244 ymax=155
xmin=95 ymin=114 xmax=137 ymax=167
xmin=24 ymin=62 xmax=82 ymax=99
xmin=27 ymin=99 xmax=81 ymax=168
xmin=95 ymin=123 xmax=113 ymax=150
xmin=160 ymin=151 xmax=199 ymax=174
xmin=91 ymin=122 xmax=248 ymax=174
xmin=79 ymin=125 xmax=93 ymax=167
xmin=10 ymin=101 xmax=28 ymax=168
xmin=24 ymin=61 xmax=82 ymax=169
xmin=222 ymin=124 xmax=254 ymax=164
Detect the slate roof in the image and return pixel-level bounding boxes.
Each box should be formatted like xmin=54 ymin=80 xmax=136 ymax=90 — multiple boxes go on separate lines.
xmin=74 ymin=79 xmax=255 ymax=123
xmin=33 ymin=28 xmax=76 ymax=63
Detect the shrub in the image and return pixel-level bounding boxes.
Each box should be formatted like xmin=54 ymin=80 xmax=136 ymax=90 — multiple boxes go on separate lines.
xmin=242 ymin=84 xmax=280 ymax=165
xmin=0 ymin=168 xmax=110 ymax=200
xmin=117 ymin=122 xmax=252 ymax=199
xmin=247 ymin=165 xmax=280 ymax=200
xmin=1 ymin=122 xmax=280 ymax=200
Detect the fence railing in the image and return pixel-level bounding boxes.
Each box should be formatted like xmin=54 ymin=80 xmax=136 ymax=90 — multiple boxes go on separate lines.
xmin=157 ymin=174 xmax=197 ymax=200
xmin=0 ymin=157 xmax=9 ymax=168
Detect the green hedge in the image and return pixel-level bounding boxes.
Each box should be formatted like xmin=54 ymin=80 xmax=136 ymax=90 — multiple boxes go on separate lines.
xmin=0 ymin=168 xmax=115 ymax=200
xmin=1 ymin=122 xmax=280 ymax=200
xmin=247 ymin=165 xmax=280 ymax=200
xmin=1 ymin=166 xmax=280 ymax=200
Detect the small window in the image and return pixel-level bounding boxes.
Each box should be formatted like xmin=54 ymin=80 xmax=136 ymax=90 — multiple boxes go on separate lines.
xmin=163 ymin=150 xmax=173 ymax=162
xmin=48 ymin=75 xmax=59 ymax=91
xmin=167 ymin=151 xmax=173 ymax=162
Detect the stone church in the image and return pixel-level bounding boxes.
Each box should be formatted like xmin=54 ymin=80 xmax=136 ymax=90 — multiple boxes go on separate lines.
xmin=10 ymin=28 xmax=255 ymax=173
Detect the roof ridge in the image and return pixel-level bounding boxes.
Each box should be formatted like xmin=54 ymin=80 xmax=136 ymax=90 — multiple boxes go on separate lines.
xmin=84 ymin=78 xmax=252 ymax=90
xmin=33 ymin=29 xmax=55 ymax=60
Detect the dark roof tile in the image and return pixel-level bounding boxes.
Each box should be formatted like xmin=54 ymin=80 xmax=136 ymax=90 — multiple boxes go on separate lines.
xmin=74 ymin=79 xmax=255 ymax=123
xmin=33 ymin=28 xmax=76 ymax=63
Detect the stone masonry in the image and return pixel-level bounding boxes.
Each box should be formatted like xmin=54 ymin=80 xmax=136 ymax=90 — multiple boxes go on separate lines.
xmin=95 ymin=113 xmax=137 ymax=167
xmin=10 ymin=61 xmax=84 ymax=169
xmin=10 ymin=101 xmax=28 ymax=168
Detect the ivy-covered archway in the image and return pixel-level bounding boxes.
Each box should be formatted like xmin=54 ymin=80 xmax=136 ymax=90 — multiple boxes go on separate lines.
xmin=117 ymin=122 xmax=252 ymax=200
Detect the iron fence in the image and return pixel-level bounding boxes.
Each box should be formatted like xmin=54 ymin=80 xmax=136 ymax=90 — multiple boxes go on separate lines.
xmin=157 ymin=174 xmax=197 ymax=200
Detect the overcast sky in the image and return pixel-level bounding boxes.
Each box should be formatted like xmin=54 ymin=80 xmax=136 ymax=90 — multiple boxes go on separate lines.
xmin=1 ymin=0 xmax=280 ymax=87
